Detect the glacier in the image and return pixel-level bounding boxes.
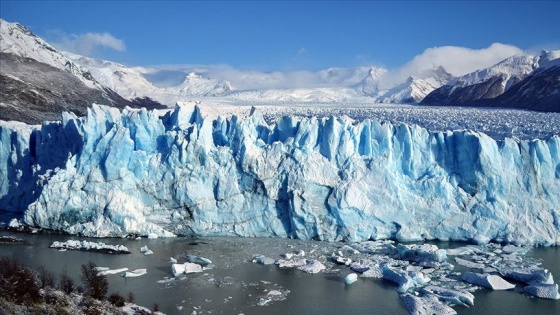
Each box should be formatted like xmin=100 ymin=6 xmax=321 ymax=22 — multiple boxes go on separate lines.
xmin=1 ymin=103 xmax=559 ymax=245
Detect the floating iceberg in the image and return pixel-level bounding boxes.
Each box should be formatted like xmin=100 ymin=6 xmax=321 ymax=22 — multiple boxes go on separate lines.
xmin=123 ymin=269 xmax=147 ymax=278
xmin=185 ymin=255 xmax=212 ymax=267
xmin=171 ymin=262 xmax=203 ymax=276
xmin=252 ymin=255 xmax=276 ymax=265
xmin=49 ymin=240 xmax=130 ymax=254
xmin=1 ymin=104 xmax=559 ymax=245
xmin=524 ymin=283 xmax=560 ymax=300
xmin=297 ymin=259 xmax=326 ymax=274
xmin=461 ymin=272 xmax=515 ymax=290
xmin=400 ymin=293 xmax=457 ymax=315
xmin=344 ymin=273 xmax=358 ymax=285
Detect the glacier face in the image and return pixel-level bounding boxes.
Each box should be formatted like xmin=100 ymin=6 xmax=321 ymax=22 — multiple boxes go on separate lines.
xmin=1 ymin=104 xmax=559 ymax=245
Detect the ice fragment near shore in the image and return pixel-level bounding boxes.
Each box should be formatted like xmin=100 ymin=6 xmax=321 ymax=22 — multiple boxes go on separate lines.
xmin=345 ymin=273 xmax=358 ymax=285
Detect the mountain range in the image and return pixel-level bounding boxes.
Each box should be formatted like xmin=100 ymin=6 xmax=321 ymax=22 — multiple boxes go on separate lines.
xmin=0 ymin=18 xmax=558 ymax=124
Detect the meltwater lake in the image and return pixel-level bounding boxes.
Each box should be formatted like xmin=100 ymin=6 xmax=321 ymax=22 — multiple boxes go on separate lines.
xmin=1 ymin=232 xmax=558 ymax=315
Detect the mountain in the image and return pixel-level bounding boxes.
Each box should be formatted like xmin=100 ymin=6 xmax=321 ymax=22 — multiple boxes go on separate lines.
xmin=173 ymin=72 xmax=234 ymax=97
xmin=1 ymin=104 xmax=558 ymax=245
xmin=0 ymin=19 xmax=102 ymax=90
xmin=421 ymin=50 xmax=560 ymax=111
xmin=377 ymin=66 xmax=453 ymax=104
xmin=358 ymin=67 xmax=386 ymax=95
xmin=0 ymin=19 xmax=166 ymax=123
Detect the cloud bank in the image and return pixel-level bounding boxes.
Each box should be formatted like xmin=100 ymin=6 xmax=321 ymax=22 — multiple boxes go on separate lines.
xmin=51 ymin=32 xmax=126 ymax=56
xmin=384 ymin=43 xmax=524 ymax=87
xmin=141 ymin=43 xmax=525 ymax=90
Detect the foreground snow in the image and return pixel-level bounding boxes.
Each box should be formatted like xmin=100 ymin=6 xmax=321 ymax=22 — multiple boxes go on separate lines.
xmin=1 ymin=103 xmax=559 ymax=245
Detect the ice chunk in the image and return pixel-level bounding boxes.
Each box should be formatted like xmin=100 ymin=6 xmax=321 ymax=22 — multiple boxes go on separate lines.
xmin=143 ymin=250 xmax=154 ymax=255
xmin=169 ymin=257 xmax=177 ymax=264
xmin=171 ymin=263 xmax=203 ymax=276
xmin=297 ymin=259 xmax=325 ymax=274
xmin=421 ymin=285 xmax=475 ymax=307
xmin=186 ymin=255 xmax=213 ymax=267
xmin=340 ymin=245 xmax=360 ymax=255
xmin=332 ymin=253 xmax=352 ymax=265
xmin=344 ymin=273 xmax=358 ymax=285
xmin=524 ymin=283 xmax=560 ymax=300
xmin=252 ymin=255 xmax=276 ymax=265
xmin=462 ymin=272 xmax=515 ymax=290
xmin=400 ymin=293 xmax=457 ymax=315
xmin=396 ymin=244 xmax=447 ymax=264
xmin=360 ymin=264 xmax=383 ymax=278
xmin=97 ymin=267 xmax=129 ymax=276
xmin=124 ymin=269 xmax=147 ymax=278
xmin=140 ymin=245 xmax=149 ymax=253
xmin=454 ymin=257 xmax=485 ymax=269
xmin=382 ymin=266 xmax=416 ymax=293
xmin=277 ymin=258 xmax=307 ymax=268
xmin=501 ymin=268 xmax=554 ymax=285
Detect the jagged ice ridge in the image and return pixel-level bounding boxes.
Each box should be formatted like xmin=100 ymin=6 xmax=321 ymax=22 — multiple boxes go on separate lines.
xmin=0 ymin=104 xmax=559 ymax=245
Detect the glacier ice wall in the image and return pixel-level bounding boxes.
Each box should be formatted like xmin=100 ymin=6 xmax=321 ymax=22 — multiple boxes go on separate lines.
xmin=1 ymin=104 xmax=559 ymax=245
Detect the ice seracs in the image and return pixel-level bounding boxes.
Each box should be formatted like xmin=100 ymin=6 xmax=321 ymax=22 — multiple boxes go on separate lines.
xmin=2 ymin=104 xmax=558 ymax=245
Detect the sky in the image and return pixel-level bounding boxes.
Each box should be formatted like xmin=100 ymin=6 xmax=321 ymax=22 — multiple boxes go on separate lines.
xmin=1 ymin=1 xmax=559 ymax=84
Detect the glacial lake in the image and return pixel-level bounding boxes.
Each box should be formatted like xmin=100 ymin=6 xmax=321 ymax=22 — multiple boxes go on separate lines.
xmin=1 ymin=232 xmax=558 ymax=315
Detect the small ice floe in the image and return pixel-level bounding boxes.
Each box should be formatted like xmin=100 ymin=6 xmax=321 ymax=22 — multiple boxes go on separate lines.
xmin=461 ymin=272 xmax=515 ymax=290
xmin=297 ymin=259 xmax=325 ymax=274
xmin=277 ymin=258 xmax=307 ymax=268
xmin=400 ymin=293 xmax=457 ymax=315
xmin=349 ymin=259 xmax=370 ymax=273
xmin=396 ymin=244 xmax=447 ymax=264
xmin=252 ymin=255 xmax=276 ymax=265
xmin=421 ymin=285 xmax=474 ymax=307
xmin=58 ymin=249 xmax=67 ymax=252
xmin=454 ymin=257 xmax=485 ymax=269
xmin=332 ymin=254 xmax=352 ymax=266
xmin=360 ymin=264 xmax=383 ymax=279
xmin=256 ymin=289 xmax=289 ymax=306
xmin=124 ymin=269 xmax=147 ymax=278
xmin=50 ymin=240 xmax=130 ymax=254
xmin=169 ymin=257 xmax=178 ymax=264
xmin=186 ymin=255 xmax=212 ymax=267
xmin=172 ymin=263 xmax=203 ymax=276
xmin=524 ymin=283 xmax=560 ymax=300
xmin=344 ymin=273 xmax=358 ymax=285
xmin=501 ymin=268 xmax=554 ymax=285
xmin=340 ymin=245 xmax=360 ymax=255
xmin=445 ymin=246 xmax=478 ymax=256
xmin=97 ymin=267 xmax=129 ymax=276
xmin=140 ymin=246 xmax=153 ymax=255
xmin=382 ymin=266 xmax=417 ymax=293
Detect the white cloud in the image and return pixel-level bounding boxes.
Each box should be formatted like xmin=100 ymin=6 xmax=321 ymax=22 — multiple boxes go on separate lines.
xmin=50 ymin=32 xmax=126 ymax=56
xmin=384 ymin=43 xmax=523 ymax=87
xmin=142 ymin=43 xmax=528 ymax=90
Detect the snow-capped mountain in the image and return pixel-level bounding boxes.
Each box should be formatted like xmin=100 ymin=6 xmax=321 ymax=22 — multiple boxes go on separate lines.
xmin=358 ymin=67 xmax=386 ymax=95
xmin=0 ymin=19 xmax=103 ymax=90
xmin=174 ymin=72 xmax=234 ymax=97
xmin=421 ymin=51 xmax=560 ymax=111
xmin=0 ymin=19 xmax=166 ymax=124
xmin=63 ymin=52 xmax=167 ymax=102
xmin=377 ymin=66 xmax=453 ymax=104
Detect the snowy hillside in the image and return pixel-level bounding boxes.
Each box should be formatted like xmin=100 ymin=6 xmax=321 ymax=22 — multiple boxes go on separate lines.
xmin=377 ymin=66 xmax=453 ymax=104
xmin=422 ymin=50 xmax=560 ymax=111
xmin=63 ymin=52 xmax=168 ymax=102
xmin=1 ymin=104 xmax=559 ymax=244
xmin=0 ymin=19 xmax=102 ymax=90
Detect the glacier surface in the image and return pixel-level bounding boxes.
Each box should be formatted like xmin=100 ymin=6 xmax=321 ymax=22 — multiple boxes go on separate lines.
xmin=1 ymin=104 xmax=559 ymax=245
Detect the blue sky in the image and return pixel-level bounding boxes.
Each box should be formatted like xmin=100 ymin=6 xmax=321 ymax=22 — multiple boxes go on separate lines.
xmin=1 ymin=1 xmax=559 ymax=71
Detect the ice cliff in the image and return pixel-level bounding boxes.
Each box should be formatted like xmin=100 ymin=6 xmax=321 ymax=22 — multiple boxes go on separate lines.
xmin=1 ymin=104 xmax=559 ymax=245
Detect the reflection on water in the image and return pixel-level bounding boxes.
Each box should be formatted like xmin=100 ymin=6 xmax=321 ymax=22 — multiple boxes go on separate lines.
xmin=0 ymin=232 xmax=558 ymax=315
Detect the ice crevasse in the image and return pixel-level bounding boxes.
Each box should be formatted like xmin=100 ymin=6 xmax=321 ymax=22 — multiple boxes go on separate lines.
xmin=0 ymin=103 xmax=559 ymax=245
